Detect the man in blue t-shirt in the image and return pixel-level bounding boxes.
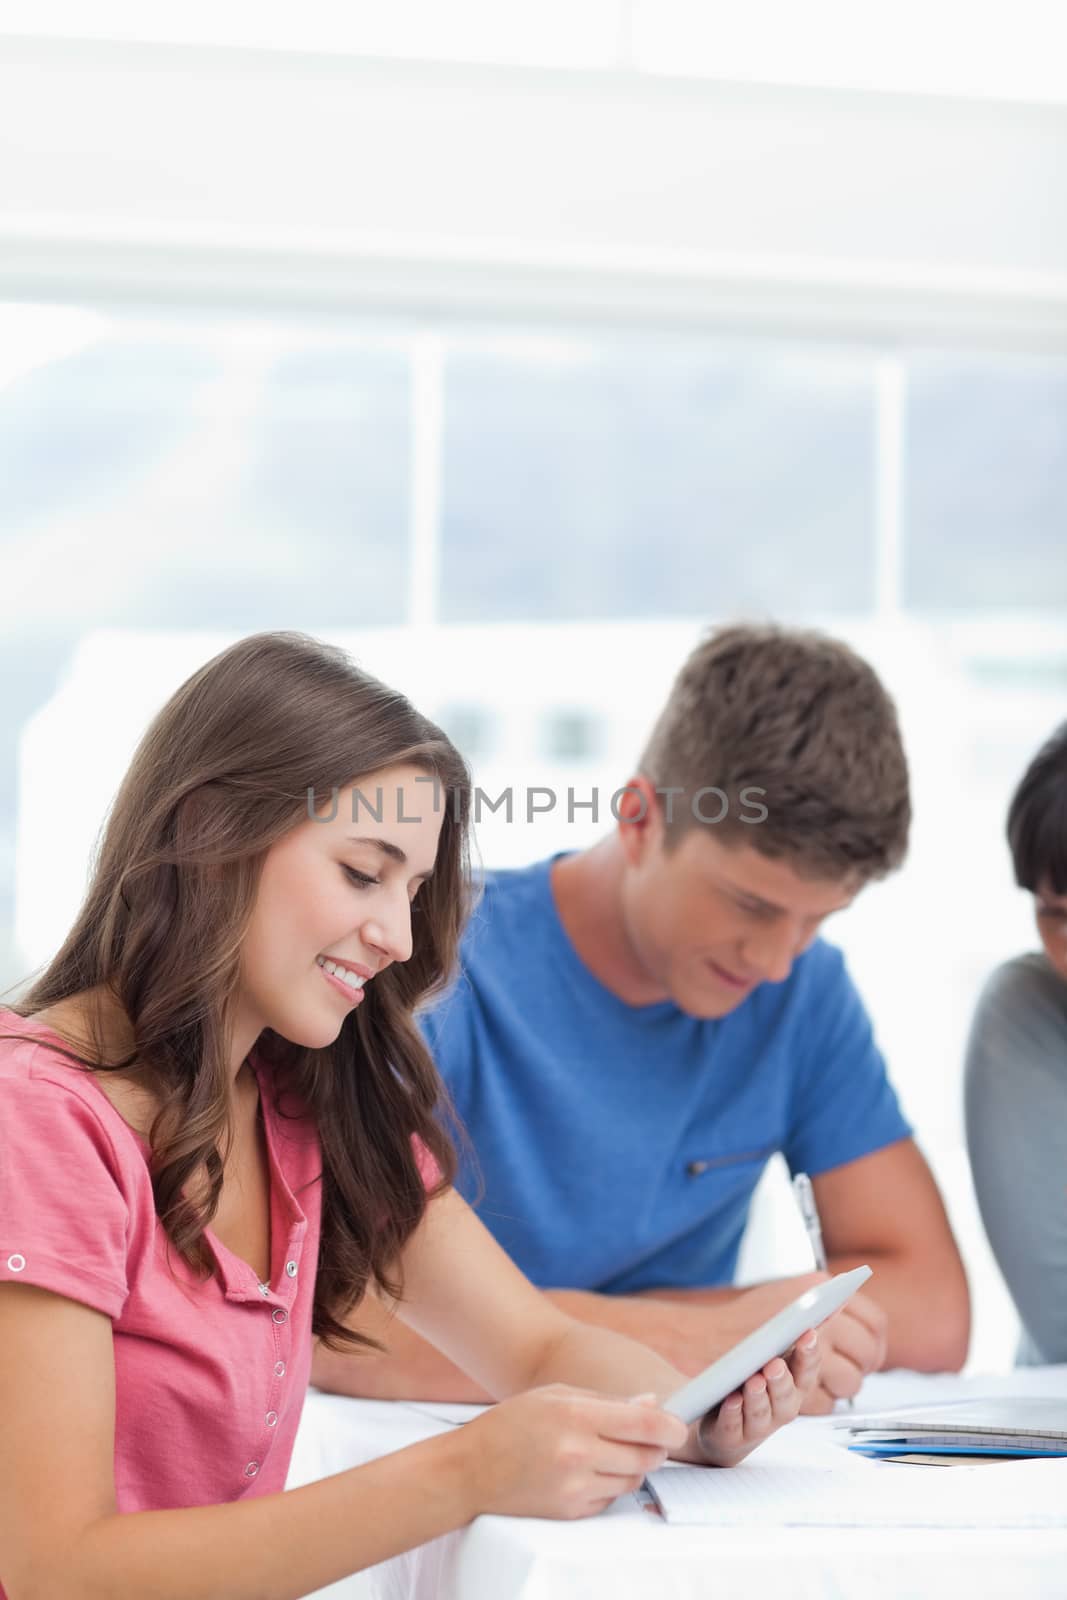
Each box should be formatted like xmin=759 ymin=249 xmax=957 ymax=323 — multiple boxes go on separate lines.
xmin=330 ymin=623 xmax=969 ymax=1412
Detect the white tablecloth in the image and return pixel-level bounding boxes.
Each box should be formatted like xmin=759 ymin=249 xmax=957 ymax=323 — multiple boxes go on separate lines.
xmin=286 ymin=1366 xmax=1067 ymax=1600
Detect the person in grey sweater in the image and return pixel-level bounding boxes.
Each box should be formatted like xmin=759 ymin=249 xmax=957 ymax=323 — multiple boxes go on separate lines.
xmin=965 ymin=719 xmax=1067 ymax=1365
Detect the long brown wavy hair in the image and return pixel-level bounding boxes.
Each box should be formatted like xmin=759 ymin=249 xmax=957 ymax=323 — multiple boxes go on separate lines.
xmin=0 ymin=631 xmax=474 ymax=1353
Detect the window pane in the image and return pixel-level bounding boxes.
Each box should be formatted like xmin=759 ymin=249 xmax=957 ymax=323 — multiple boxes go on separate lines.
xmin=440 ymin=335 xmax=875 ymax=623
xmin=0 ymin=0 xmax=621 ymax=68
xmin=905 ymin=353 xmax=1067 ymax=611
xmin=540 ymin=707 xmax=603 ymax=762
xmin=434 ymin=703 xmax=496 ymax=762
xmin=0 ymin=326 xmax=219 ymax=533
xmin=0 ymin=306 xmax=413 ymax=997
xmin=245 ymin=341 xmax=411 ymax=623
xmin=0 ymin=310 xmax=411 ymax=631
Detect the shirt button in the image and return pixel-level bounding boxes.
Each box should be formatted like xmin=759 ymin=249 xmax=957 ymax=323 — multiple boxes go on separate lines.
xmin=257 ymin=1282 xmax=271 ymax=1298
xmin=244 ymin=1462 xmax=260 ymax=1478
xmin=274 ymin=1361 xmax=286 ymax=1378
xmin=265 ymin=1411 xmax=279 ymax=1427
xmin=6 ymin=1254 xmax=26 ymax=1272
xmin=285 ymin=1260 xmax=298 ymax=1278
xmin=272 ymin=1308 xmax=288 ymax=1324
xmin=686 ymin=1160 xmax=709 ymax=1177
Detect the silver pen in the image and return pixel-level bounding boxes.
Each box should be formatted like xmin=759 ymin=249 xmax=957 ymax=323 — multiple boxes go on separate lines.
xmin=792 ymin=1171 xmax=853 ymax=1410
xmin=792 ymin=1171 xmax=827 ymax=1271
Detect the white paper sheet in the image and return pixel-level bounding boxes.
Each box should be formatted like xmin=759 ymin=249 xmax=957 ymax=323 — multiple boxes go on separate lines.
xmin=646 ymin=1455 xmax=1067 ymax=1527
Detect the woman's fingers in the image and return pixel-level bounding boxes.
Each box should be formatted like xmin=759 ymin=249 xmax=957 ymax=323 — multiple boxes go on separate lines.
xmin=695 ymin=1333 xmax=822 ymax=1463
xmin=594 ymin=1395 xmax=688 ymax=1453
xmin=763 ymin=1356 xmax=802 ymax=1425
xmin=584 ymin=1394 xmax=687 ymax=1485
xmin=697 ymin=1391 xmax=743 ymax=1457
xmin=740 ymin=1372 xmax=772 ymax=1441
xmin=600 ymin=1441 xmax=671 ymax=1477
xmin=786 ymin=1329 xmax=821 ymax=1397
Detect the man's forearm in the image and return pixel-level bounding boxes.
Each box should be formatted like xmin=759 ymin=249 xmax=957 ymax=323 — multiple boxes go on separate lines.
xmin=630 ymin=1283 xmax=746 ymax=1309
xmin=826 ymin=1250 xmax=969 ymax=1371
xmin=638 ymin=1251 xmax=971 ymax=1372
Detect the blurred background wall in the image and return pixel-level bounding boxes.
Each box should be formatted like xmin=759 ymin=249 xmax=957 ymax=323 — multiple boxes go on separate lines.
xmin=2 ymin=1 xmax=1065 ymax=1371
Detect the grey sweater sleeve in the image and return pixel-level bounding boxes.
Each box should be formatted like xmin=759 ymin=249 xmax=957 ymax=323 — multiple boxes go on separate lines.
xmin=964 ymin=953 xmax=1067 ymax=1365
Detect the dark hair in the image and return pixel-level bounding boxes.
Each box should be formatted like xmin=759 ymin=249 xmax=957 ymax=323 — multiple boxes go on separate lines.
xmin=1 ymin=631 xmax=474 ymax=1353
xmin=638 ymin=621 xmax=910 ymax=882
xmin=1007 ymin=719 xmax=1067 ymax=896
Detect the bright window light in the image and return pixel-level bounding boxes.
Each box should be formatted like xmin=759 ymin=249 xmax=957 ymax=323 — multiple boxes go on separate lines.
xmin=632 ymin=0 xmax=1067 ymax=102
xmin=0 ymin=0 xmax=625 ymax=70
xmin=4 ymin=1 xmax=1065 ymax=100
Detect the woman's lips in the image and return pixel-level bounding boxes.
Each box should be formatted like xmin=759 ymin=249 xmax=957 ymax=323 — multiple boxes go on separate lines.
xmin=320 ymin=964 xmax=366 ymax=1005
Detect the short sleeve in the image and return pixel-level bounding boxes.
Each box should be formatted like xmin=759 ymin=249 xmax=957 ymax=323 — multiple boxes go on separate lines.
xmin=964 ymin=959 xmax=1067 ymax=1363
xmin=0 ymin=1077 xmax=131 ymax=1317
xmin=784 ymin=944 xmax=912 ymax=1177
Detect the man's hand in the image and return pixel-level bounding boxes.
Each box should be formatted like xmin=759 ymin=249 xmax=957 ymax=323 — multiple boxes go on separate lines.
xmin=804 ymin=1286 xmax=888 ymax=1412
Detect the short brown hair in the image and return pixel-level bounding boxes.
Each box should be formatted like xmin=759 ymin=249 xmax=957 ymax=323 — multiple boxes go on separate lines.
xmin=638 ymin=622 xmax=910 ymax=882
xmin=1006 ymin=719 xmax=1067 ymax=895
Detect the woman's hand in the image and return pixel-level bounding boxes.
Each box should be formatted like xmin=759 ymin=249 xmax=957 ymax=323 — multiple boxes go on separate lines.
xmin=688 ymin=1328 xmax=821 ymax=1467
xmin=461 ymin=1383 xmax=689 ymax=1520
xmin=458 ymin=1330 xmax=818 ymax=1520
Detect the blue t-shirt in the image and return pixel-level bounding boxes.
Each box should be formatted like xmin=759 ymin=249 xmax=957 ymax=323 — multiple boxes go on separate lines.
xmin=420 ymin=854 xmax=912 ymax=1293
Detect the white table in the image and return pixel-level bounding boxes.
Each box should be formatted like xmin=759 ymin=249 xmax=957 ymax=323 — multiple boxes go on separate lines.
xmin=286 ymin=1366 xmax=1067 ymax=1600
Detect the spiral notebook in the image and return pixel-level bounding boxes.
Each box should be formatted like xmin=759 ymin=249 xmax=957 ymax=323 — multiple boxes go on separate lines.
xmin=837 ymin=1397 xmax=1067 ymax=1459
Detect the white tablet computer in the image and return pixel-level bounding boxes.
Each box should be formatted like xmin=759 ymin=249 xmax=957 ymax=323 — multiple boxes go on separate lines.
xmin=662 ymin=1264 xmax=872 ymax=1425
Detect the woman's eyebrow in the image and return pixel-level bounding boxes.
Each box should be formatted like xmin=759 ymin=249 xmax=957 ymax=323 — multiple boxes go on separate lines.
xmin=345 ymin=836 xmax=434 ymax=879
xmin=346 ymin=835 xmax=407 ymax=864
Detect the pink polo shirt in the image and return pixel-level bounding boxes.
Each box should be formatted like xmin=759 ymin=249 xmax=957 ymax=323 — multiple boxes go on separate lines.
xmin=0 ymin=1007 xmax=440 ymax=1567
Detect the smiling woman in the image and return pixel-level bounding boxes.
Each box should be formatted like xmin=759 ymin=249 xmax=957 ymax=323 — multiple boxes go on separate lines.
xmin=1 ymin=633 xmax=473 ymax=1343
xmin=235 ymin=760 xmax=450 ymax=1066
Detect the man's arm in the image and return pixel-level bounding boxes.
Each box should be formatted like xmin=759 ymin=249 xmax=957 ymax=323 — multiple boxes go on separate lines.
xmin=814 ymin=1138 xmax=969 ymax=1371
xmin=639 ymin=1140 xmax=971 ymax=1374
xmin=755 ymin=942 xmax=970 ymax=1373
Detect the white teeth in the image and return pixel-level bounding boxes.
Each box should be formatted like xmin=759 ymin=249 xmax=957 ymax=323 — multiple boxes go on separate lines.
xmin=317 ymin=956 xmax=365 ymax=989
